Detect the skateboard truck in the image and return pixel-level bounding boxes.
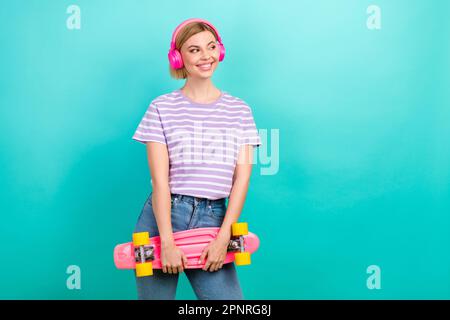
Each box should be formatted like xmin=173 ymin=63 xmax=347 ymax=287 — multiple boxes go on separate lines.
xmin=134 ymin=245 xmax=155 ymax=262
xmin=230 ymin=222 xmax=252 ymax=266
xmin=132 ymin=232 xmax=154 ymax=277
xmin=228 ymin=238 xmax=241 ymax=251
xmin=228 ymin=236 xmax=246 ymax=254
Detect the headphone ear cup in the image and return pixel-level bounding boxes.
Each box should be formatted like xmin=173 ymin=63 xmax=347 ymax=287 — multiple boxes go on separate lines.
xmin=218 ymin=43 xmax=225 ymax=62
xmin=168 ymin=49 xmax=184 ymax=69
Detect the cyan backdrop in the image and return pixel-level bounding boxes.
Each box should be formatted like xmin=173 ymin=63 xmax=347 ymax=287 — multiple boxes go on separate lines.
xmin=0 ymin=0 xmax=449 ymax=299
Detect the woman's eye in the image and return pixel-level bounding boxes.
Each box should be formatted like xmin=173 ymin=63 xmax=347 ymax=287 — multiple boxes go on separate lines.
xmin=190 ymin=46 xmax=216 ymax=53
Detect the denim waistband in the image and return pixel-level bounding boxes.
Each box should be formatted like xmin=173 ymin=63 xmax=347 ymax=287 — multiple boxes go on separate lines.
xmin=170 ymin=193 xmax=226 ymax=207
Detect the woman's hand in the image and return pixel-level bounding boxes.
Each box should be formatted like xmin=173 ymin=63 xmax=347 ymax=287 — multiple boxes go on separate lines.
xmin=198 ymin=231 xmax=231 ymax=272
xmin=160 ymin=242 xmax=188 ymax=274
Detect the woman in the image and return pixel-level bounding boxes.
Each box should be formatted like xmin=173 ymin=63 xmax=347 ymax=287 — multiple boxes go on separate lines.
xmin=132 ymin=18 xmax=262 ymax=300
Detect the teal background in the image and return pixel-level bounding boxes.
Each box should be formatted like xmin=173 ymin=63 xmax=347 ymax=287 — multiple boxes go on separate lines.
xmin=0 ymin=0 xmax=449 ymax=299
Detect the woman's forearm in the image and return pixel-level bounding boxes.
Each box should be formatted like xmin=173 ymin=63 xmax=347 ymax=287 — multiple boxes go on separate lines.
xmin=217 ymin=177 xmax=250 ymax=239
xmin=151 ymin=181 xmax=175 ymax=245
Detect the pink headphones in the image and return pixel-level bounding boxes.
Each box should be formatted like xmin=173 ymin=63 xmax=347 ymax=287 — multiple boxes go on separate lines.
xmin=168 ymin=18 xmax=226 ymax=70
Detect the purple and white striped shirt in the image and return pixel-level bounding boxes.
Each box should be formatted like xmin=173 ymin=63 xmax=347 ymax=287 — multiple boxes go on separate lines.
xmin=132 ymin=89 xmax=262 ymax=200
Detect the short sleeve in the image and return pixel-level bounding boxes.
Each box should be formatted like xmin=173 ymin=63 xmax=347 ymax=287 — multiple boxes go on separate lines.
xmin=132 ymin=102 xmax=167 ymax=145
xmin=239 ymin=105 xmax=262 ymax=148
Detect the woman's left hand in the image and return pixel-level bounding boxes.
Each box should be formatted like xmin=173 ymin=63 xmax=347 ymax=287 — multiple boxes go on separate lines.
xmin=198 ymin=231 xmax=230 ymax=272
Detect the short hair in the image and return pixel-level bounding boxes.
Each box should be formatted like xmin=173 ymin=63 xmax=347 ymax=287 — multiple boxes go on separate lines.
xmin=169 ymin=21 xmax=219 ymax=80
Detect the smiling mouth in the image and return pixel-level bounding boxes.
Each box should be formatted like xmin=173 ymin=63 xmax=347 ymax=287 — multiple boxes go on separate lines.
xmin=196 ymin=62 xmax=214 ymax=70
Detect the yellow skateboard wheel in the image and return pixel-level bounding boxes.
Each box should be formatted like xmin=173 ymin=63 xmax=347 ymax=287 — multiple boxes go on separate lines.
xmin=234 ymin=252 xmax=251 ymax=266
xmin=231 ymin=222 xmax=248 ymax=236
xmin=132 ymin=232 xmax=150 ymax=247
xmin=136 ymin=262 xmax=153 ymax=277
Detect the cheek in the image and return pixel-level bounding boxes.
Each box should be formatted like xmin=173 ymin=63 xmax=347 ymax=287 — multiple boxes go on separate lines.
xmin=180 ymin=53 xmax=195 ymax=66
xmin=211 ymin=48 xmax=220 ymax=58
xmin=184 ymin=56 xmax=196 ymax=66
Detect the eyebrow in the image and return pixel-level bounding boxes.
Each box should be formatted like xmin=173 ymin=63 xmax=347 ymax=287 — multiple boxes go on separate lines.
xmin=188 ymin=41 xmax=216 ymax=49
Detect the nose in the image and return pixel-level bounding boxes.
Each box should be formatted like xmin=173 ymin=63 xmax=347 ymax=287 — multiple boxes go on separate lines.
xmin=200 ymin=54 xmax=211 ymax=61
xmin=200 ymin=49 xmax=212 ymax=60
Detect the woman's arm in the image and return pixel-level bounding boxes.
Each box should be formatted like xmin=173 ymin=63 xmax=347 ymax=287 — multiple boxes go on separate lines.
xmin=217 ymin=144 xmax=255 ymax=240
xmin=146 ymin=142 xmax=174 ymax=244
xmin=199 ymin=144 xmax=255 ymax=271
xmin=146 ymin=142 xmax=188 ymax=274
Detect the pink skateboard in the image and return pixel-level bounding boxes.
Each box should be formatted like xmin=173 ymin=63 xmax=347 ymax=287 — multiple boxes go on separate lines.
xmin=114 ymin=222 xmax=260 ymax=277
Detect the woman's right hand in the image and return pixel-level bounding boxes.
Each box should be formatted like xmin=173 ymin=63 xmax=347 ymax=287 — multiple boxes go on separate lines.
xmin=160 ymin=242 xmax=188 ymax=274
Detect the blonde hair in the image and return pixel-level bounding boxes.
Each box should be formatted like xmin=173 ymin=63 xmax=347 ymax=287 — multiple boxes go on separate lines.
xmin=169 ymin=22 xmax=219 ymax=80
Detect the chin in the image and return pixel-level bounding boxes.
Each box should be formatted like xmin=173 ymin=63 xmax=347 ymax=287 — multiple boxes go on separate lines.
xmin=191 ymin=71 xmax=215 ymax=79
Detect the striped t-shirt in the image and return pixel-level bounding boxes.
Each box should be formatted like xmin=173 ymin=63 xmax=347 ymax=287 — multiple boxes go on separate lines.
xmin=132 ymin=89 xmax=262 ymax=200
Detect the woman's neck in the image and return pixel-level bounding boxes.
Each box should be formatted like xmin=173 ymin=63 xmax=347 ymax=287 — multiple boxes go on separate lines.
xmin=180 ymin=79 xmax=221 ymax=103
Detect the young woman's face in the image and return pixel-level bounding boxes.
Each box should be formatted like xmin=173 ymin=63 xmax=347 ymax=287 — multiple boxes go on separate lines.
xmin=180 ymin=30 xmax=220 ymax=79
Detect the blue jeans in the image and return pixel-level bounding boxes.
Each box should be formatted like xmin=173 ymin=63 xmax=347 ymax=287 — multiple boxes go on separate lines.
xmin=134 ymin=192 xmax=244 ymax=300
